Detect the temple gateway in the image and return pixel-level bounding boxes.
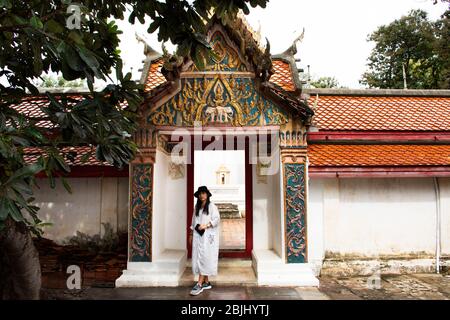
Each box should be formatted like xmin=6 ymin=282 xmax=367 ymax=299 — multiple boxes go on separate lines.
xmin=18 ymin=15 xmax=450 ymax=287
xmin=118 ymin=15 xmax=320 ymax=286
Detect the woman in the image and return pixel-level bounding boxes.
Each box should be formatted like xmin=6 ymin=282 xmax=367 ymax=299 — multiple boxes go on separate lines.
xmin=189 ymin=185 xmax=220 ymax=296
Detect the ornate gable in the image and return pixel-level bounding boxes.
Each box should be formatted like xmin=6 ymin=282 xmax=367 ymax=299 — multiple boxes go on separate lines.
xmin=145 ymin=23 xmax=291 ymax=127
xmin=187 ymin=27 xmax=250 ymax=72
xmin=148 ymin=75 xmax=288 ymax=126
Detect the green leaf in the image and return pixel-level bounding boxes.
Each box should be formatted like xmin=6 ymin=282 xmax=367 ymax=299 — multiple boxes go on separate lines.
xmin=80 ymin=150 xmax=93 ymax=163
xmin=64 ymin=46 xmax=84 ymax=72
xmin=68 ymin=31 xmax=84 ymax=46
xmin=124 ymin=72 xmax=132 ymax=82
xmin=45 ymin=20 xmax=64 ymax=34
xmin=11 ymin=135 xmax=30 ymax=146
xmin=30 ymin=16 xmax=44 ymax=29
xmin=11 ymin=180 xmax=33 ymax=196
xmin=7 ymin=200 xmax=23 ymax=222
xmin=47 ymin=172 xmax=56 ymax=189
xmin=0 ymin=198 xmax=9 ymax=220
xmin=116 ymin=59 xmax=123 ymax=81
xmin=0 ymin=0 xmax=12 ymax=9
xmin=26 ymin=127 xmax=44 ymax=141
xmin=5 ymin=163 xmax=43 ymax=185
xmin=53 ymin=153 xmax=70 ymax=172
xmin=77 ymin=47 xmax=100 ymax=69
xmin=12 ymin=13 xmax=27 ymax=24
xmin=148 ymin=20 xmax=160 ymax=34
xmin=35 ymin=221 xmax=53 ymax=228
xmin=193 ymin=46 xmax=206 ymax=71
xmin=61 ymin=177 xmax=72 ymax=194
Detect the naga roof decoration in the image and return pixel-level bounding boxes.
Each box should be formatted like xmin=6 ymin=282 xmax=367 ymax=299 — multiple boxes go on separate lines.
xmin=140 ymin=14 xmax=313 ymax=127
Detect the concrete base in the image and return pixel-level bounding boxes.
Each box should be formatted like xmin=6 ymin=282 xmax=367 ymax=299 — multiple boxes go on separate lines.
xmin=115 ymin=249 xmax=186 ymax=287
xmin=116 ymin=250 xmax=320 ymax=287
xmin=181 ymin=259 xmax=257 ymax=286
xmin=252 ymin=249 xmax=320 ymax=287
xmin=321 ymin=257 xmax=450 ymax=276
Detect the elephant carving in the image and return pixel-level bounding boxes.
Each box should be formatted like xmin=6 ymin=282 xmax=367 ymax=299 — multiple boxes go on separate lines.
xmin=205 ymin=106 xmax=234 ymax=123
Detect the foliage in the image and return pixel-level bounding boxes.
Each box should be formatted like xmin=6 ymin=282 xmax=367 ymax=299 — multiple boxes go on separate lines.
xmin=0 ymin=0 xmax=268 ymax=235
xmin=310 ymin=76 xmax=341 ymax=89
xmin=35 ymin=74 xmax=86 ymax=88
xmin=361 ymin=9 xmax=449 ymax=89
xmin=62 ymin=223 xmax=120 ymax=253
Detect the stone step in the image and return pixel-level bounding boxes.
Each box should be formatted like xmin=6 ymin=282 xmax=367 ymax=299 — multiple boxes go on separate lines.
xmin=122 ymin=268 xmax=180 ymax=276
xmin=255 ymin=263 xmax=317 ymax=273
xmin=180 ymin=266 xmax=257 ymax=286
xmin=186 ymin=258 xmax=252 ymax=268
xmin=116 ymin=274 xmax=180 ymax=287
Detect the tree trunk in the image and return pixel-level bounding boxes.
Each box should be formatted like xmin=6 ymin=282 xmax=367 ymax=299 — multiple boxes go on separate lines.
xmin=0 ymin=217 xmax=41 ymax=300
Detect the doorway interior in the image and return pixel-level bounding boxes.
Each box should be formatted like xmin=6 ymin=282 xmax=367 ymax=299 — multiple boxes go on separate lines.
xmin=187 ymin=135 xmax=253 ymax=258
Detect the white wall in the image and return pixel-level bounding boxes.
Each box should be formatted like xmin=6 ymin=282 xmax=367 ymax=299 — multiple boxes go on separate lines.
xmin=309 ymin=177 xmax=450 ymax=259
xmin=152 ymin=149 xmax=188 ymax=258
xmin=272 ymin=157 xmax=283 ymax=257
xmin=194 ymin=150 xmax=246 ymax=187
xmin=152 ymin=150 xmax=167 ymax=259
xmin=252 ymin=163 xmax=272 ymax=250
xmin=33 ymin=177 xmax=128 ymax=243
xmin=165 ymin=159 xmax=187 ymax=251
xmin=251 ymin=153 xmax=284 ymax=256
xmin=306 ymin=162 xmax=325 ymax=268
xmin=438 ymin=177 xmax=450 ymax=255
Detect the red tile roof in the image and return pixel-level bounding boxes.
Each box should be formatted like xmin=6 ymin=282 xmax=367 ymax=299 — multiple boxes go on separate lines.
xmin=144 ymin=58 xmax=166 ymax=92
xmin=143 ymin=58 xmax=298 ymax=92
xmin=10 ymin=96 xmax=60 ymax=128
xmin=23 ymin=146 xmax=109 ymax=166
xmin=308 ymin=95 xmax=450 ymax=131
xmin=7 ymin=94 xmax=128 ymax=128
xmin=307 ymin=144 xmax=450 ymax=167
xmin=270 ymin=60 xmax=296 ymax=92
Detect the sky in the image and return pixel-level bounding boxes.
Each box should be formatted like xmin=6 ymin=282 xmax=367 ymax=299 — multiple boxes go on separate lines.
xmin=115 ymin=0 xmax=448 ymax=89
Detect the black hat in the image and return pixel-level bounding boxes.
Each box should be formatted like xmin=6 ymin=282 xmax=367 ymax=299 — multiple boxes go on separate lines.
xmin=194 ymin=186 xmax=212 ymax=198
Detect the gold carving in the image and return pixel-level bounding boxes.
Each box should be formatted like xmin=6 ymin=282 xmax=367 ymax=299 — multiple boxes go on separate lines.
xmin=168 ymin=161 xmax=185 ymax=179
xmin=148 ymin=75 xmax=288 ymax=127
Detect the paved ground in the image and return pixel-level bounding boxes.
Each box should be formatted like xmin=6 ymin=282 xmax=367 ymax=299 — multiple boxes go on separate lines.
xmin=41 ymin=273 xmax=450 ymax=300
xmin=220 ymin=218 xmax=245 ymax=250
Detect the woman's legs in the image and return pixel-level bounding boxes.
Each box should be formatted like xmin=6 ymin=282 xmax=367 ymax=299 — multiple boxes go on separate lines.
xmin=204 ymin=275 xmax=209 ymax=283
xmin=197 ymin=274 xmax=205 ymax=285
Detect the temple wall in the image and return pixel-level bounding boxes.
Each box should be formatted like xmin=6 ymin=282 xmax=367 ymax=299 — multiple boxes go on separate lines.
xmin=252 ymin=164 xmax=273 ymax=251
xmin=164 ymin=157 xmax=187 ymax=251
xmin=309 ymin=177 xmax=450 ymax=260
xmin=272 ymin=157 xmax=283 ymax=257
xmin=152 ymin=149 xmax=188 ymax=258
xmin=33 ymin=177 xmax=129 ymax=243
xmin=152 ymin=150 xmax=167 ymax=259
xmin=306 ymin=165 xmax=325 ymax=271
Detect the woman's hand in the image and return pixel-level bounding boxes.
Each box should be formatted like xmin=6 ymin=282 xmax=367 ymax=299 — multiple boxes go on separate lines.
xmin=198 ymin=224 xmax=208 ymax=230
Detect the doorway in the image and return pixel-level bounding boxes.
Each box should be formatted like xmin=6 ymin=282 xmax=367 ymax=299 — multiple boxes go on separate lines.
xmin=186 ymin=135 xmax=253 ymax=258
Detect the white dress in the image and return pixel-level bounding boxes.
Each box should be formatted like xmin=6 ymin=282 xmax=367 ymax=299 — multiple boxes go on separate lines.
xmin=190 ymin=202 xmax=220 ymax=276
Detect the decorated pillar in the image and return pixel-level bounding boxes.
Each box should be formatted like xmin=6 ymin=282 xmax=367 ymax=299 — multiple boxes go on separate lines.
xmin=280 ymin=119 xmax=308 ymax=263
xmin=128 ymin=128 xmax=157 ymax=262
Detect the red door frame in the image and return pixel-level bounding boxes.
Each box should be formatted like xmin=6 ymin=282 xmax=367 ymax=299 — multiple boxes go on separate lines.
xmin=186 ymin=135 xmax=253 ymax=259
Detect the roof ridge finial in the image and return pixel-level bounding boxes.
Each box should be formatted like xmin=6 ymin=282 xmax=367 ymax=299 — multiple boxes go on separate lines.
xmin=236 ymin=10 xmax=263 ymax=50
xmin=135 ymin=32 xmax=162 ymax=59
xmin=282 ymin=28 xmax=305 ymax=56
